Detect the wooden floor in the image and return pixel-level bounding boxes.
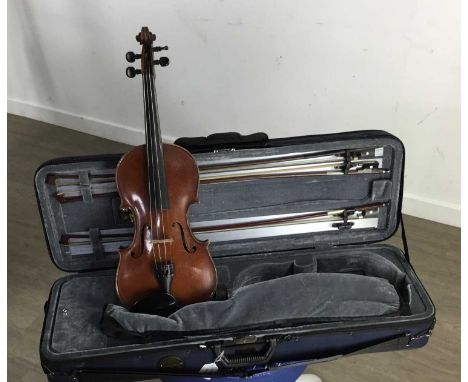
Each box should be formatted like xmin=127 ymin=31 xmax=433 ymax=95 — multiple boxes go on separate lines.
xmin=7 ymin=114 xmax=460 ymax=381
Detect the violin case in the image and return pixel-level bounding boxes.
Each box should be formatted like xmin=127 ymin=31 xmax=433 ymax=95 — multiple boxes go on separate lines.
xmin=36 ymin=130 xmax=435 ymax=381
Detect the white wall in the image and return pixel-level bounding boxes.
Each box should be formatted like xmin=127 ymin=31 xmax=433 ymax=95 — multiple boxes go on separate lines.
xmin=8 ymin=0 xmax=460 ymax=226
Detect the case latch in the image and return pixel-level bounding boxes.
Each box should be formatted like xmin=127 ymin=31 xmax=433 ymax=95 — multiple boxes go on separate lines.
xmin=212 ymin=337 xmax=277 ymax=368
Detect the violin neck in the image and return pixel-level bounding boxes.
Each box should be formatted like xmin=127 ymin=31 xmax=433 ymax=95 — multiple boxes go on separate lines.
xmin=142 ymin=58 xmax=169 ymax=210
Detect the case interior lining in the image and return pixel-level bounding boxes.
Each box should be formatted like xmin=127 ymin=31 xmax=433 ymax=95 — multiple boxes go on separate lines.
xmin=104 ymin=273 xmax=400 ymax=336
xmin=48 ymin=246 xmax=420 ymax=354
xmin=35 ymin=136 xmax=403 ymax=272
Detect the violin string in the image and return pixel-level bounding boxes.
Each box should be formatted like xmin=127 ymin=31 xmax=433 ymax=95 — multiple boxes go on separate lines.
xmin=147 ymin=49 xmax=168 ymax=265
xmin=149 ymin=58 xmax=168 ymax=265
xmin=142 ymin=58 xmax=162 ymax=265
xmin=142 ymin=64 xmax=158 ymax=264
xmin=146 ymin=61 xmax=165 ymax=266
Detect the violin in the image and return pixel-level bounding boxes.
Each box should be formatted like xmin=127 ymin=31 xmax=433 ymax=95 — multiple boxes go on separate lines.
xmin=115 ymin=27 xmax=217 ymax=313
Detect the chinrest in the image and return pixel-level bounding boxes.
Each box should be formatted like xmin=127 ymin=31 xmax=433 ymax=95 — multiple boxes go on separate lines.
xmin=131 ymin=292 xmax=178 ymax=317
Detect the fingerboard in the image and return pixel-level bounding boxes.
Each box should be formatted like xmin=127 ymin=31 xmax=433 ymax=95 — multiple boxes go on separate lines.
xmin=142 ymin=60 xmax=169 ymax=211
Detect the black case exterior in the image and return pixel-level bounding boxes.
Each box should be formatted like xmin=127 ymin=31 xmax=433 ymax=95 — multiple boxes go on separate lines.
xmin=36 ymin=130 xmax=436 ymax=381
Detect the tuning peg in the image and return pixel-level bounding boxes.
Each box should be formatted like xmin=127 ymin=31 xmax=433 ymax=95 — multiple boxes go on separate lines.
xmin=126 ymin=67 xmax=141 ymax=78
xmin=126 ymin=51 xmax=141 ymax=63
xmin=153 ymin=46 xmax=168 ymax=52
xmin=155 ymin=57 xmax=170 ymax=67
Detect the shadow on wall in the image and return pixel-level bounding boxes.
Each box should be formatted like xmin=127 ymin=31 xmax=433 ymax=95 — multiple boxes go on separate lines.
xmin=12 ymin=0 xmax=57 ymax=107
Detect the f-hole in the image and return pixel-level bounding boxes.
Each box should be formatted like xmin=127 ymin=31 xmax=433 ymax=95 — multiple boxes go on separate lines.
xmin=172 ymin=222 xmax=197 ymax=254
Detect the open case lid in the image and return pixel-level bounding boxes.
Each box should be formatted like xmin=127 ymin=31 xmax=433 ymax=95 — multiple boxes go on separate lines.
xmin=34 ymin=130 xmax=404 ymax=273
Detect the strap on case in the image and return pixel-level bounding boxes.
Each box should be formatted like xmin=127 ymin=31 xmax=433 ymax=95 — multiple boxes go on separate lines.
xmin=400 ymin=215 xmax=410 ymax=263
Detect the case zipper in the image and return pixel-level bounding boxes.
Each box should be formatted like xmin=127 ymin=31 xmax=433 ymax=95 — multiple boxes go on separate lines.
xmin=405 ymin=319 xmax=435 ymax=347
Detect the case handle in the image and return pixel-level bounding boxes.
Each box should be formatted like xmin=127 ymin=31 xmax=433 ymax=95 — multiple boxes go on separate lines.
xmin=174 ymin=132 xmax=269 ymax=153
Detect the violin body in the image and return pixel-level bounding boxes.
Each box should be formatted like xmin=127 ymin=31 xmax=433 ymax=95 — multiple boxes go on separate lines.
xmin=115 ymin=143 xmax=217 ymax=309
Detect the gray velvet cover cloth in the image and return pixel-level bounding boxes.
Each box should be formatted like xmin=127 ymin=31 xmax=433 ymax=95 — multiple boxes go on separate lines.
xmin=105 ymin=272 xmax=400 ymax=335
